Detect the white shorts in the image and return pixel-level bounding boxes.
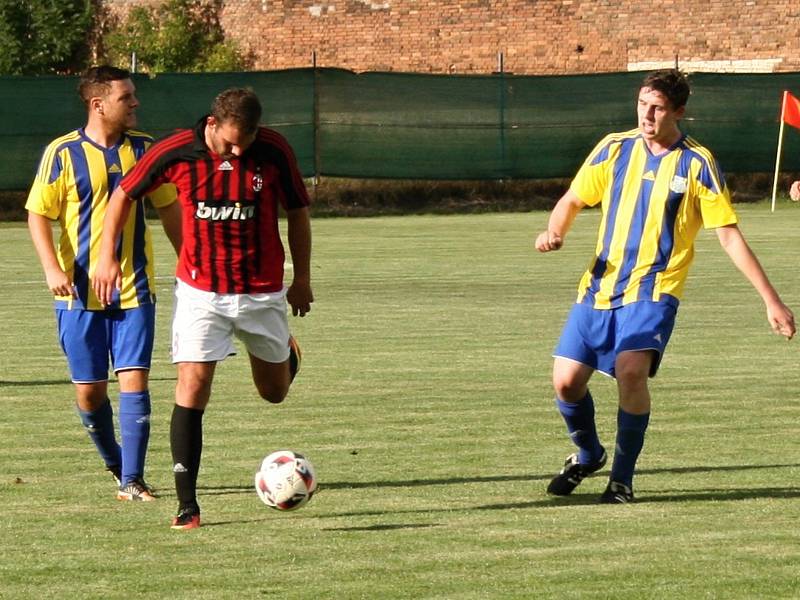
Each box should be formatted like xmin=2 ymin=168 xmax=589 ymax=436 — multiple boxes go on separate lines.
xmin=171 ymin=278 xmax=290 ymax=364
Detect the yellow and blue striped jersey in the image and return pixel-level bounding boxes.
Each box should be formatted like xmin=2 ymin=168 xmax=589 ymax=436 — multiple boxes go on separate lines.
xmin=571 ymin=129 xmax=737 ymax=309
xmin=25 ymin=129 xmax=176 ymax=310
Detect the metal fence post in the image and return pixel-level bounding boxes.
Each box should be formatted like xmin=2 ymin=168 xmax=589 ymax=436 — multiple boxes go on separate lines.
xmin=312 ymin=50 xmax=321 ymax=189
xmin=496 ymin=51 xmax=507 ymax=180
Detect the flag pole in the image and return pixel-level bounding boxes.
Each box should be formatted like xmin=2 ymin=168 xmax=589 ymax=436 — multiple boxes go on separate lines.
xmin=771 ymin=91 xmax=788 ymax=213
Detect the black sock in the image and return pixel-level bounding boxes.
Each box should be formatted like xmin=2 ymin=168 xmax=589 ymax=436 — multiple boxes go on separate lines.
xmin=170 ymin=405 xmax=204 ymax=512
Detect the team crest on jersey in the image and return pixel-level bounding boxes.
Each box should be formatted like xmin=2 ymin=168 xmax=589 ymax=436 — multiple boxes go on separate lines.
xmin=252 ymin=173 xmax=263 ymax=192
xmin=669 ymin=175 xmax=688 ymax=194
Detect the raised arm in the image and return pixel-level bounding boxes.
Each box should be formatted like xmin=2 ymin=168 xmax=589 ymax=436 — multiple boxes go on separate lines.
xmin=716 ymin=223 xmax=795 ymax=339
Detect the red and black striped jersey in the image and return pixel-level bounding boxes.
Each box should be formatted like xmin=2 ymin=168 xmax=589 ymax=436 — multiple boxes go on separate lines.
xmin=121 ymin=117 xmax=310 ymax=294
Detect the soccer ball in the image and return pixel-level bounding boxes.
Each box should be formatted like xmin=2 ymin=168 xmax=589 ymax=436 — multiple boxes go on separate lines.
xmin=254 ymin=450 xmax=317 ymax=511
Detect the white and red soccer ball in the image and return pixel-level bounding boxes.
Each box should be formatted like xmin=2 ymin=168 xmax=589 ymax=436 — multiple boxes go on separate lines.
xmin=255 ymin=450 xmax=317 ymax=511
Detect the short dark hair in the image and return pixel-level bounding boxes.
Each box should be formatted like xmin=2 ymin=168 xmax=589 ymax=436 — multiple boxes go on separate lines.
xmin=78 ymin=65 xmax=131 ymax=106
xmin=211 ymin=88 xmax=262 ymax=135
xmin=641 ymin=69 xmax=690 ymax=109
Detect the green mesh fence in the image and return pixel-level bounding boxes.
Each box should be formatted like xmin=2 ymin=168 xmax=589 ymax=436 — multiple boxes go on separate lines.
xmin=2 ymin=68 xmax=799 ymax=190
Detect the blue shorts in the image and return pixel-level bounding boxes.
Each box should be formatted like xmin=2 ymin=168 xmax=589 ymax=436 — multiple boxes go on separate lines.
xmin=553 ymin=301 xmax=677 ymax=378
xmin=55 ymin=304 xmax=156 ymax=383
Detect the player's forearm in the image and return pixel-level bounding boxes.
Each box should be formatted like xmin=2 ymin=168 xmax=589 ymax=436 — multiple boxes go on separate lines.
xmin=27 ymin=212 xmax=61 ymax=273
xmin=718 ymin=226 xmax=783 ymax=305
xmin=736 ymin=256 xmax=782 ymax=306
xmin=99 ymin=187 xmax=133 ymax=259
xmin=156 ymin=201 xmax=183 ymax=255
xmin=286 ymin=208 xmax=312 ymax=283
xmin=547 ymin=190 xmax=584 ymax=238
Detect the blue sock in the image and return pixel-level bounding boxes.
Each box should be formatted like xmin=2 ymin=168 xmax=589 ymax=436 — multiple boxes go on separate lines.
xmin=119 ymin=391 xmax=151 ymax=485
xmin=556 ymin=391 xmax=604 ymax=464
xmin=611 ymin=408 xmax=650 ymax=488
xmin=77 ymin=399 xmax=122 ymax=469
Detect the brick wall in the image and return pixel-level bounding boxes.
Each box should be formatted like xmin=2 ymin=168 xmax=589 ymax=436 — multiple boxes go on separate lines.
xmin=109 ymin=0 xmax=800 ymax=74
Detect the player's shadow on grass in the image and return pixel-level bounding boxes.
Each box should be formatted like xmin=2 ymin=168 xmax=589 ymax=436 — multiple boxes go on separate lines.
xmin=194 ymin=473 xmax=552 ymax=497
xmin=197 ymin=462 xmax=800 ymax=499
xmin=641 ymin=486 xmax=800 ymax=503
xmin=0 ymin=375 xmax=176 ymax=387
xmin=635 ymin=463 xmax=800 ymax=477
xmin=192 ymin=517 xmax=437 ymax=531
xmin=198 ymin=485 xmax=254 ymax=496
xmin=195 ymin=473 xmax=547 ymax=498
xmin=319 ymin=484 xmax=800 ymax=517
xmin=320 ymin=461 xmax=800 ymax=491
xmin=481 ymin=486 xmax=800 ymax=510
xmin=322 ymin=523 xmax=439 ymax=532
xmin=0 ymin=379 xmax=70 ymax=387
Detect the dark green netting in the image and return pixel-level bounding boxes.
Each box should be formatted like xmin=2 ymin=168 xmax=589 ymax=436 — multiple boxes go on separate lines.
xmin=680 ymin=73 xmax=800 ymax=175
xmin=0 ymin=70 xmax=315 ymax=190
xmin=2 ymin=68 xmax=799 ymax=190
xmin=134 ymin=69 xmax=316 ymax=174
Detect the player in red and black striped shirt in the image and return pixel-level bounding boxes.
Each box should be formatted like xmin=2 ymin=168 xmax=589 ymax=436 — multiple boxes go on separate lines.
xmin=93 ymin=88 xmax=313 ymax=529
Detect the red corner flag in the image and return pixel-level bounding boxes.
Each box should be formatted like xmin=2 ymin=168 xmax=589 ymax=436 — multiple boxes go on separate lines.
xmin=783 ymin=91 xmax=800 ymax=129
xmin=773 ymin=91 xmax=800 ymax=211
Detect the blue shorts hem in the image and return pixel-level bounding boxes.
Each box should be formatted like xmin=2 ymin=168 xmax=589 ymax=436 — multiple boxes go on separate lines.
xmin=552 ymin=353 xmax=615 ymax=378
xmin=554 ymin=301 xmax=676 ymax=379
xmin=112 ymin=364 xmax=151 ymax=373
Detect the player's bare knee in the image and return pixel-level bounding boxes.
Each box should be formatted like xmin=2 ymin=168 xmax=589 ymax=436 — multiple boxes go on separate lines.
xmin=178 ymin=378 xmax=209 ymax=397
xmin=74 ymin=382 xmax=110 ymax=411
xmin=614 ymin=353 xmax=653 ymax=387
xmin=615 ymin=367 xmax=647 ymax=388
xmin=552 ymin=377 xmax=585 ymax=402
xmin=176 ymin=377 xmax=213 ymax=409
xmin=257 ymin=383 xmax=289 ymax=404
xmin=116 ymin=368 xmax=149 ymax=392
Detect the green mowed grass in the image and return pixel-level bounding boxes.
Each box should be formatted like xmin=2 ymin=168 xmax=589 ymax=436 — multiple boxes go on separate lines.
xmin=1 ymin=203 xmax=799 ymax=598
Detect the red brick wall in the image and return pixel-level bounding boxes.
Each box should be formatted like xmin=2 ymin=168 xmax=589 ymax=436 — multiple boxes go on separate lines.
xmin=109 ymin=1 xmax=800 ymax=74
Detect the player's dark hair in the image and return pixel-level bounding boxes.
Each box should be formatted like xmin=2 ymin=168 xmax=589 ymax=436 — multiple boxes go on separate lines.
xmin=641 ymin=69 xmax=690 ymax=109
xmin=211 ymin=88 xmax=262 ymax=135
xmin=78 ymin=65 xmax=131 ymax=106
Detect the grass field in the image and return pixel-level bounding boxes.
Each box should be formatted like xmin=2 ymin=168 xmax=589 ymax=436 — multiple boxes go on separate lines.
xmin=1 ymin=203 xmax=799 ymax=599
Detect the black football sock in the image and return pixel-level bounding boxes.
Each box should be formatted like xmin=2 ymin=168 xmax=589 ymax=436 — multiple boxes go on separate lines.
xmin=170 ymin=404 xmax=204 ymax=512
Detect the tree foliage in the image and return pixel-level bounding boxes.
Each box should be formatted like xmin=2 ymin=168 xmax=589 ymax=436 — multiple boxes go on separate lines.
xmin=103 ymin=0 xmax=251 ymax=73
xmin=0 ymin=0 xmax=93 ymax=75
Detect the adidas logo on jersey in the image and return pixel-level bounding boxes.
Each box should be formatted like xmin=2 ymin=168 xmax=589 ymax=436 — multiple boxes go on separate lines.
xmin=218 ymin=160 xmax=234 ymax=171
xmin=108 ymin=164 xmax=122 ymax=174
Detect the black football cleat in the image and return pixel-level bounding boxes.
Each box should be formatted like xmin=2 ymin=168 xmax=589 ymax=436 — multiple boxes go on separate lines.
xmin=546 ymin=450 xmax=607 ymax=496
